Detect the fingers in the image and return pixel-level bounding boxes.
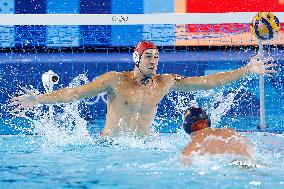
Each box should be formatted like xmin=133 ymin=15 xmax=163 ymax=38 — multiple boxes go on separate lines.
xmin=10 ymin=104 xmax=26 ymax=115
xmin=8 ymin=100 xmax=21 ymax=107
xmin=10 ymin=95 xmax=24 ymax=102
xmin=19 ymin=86 xmax=35 ymax=96
xmin=8 ymin=86 xmax=38 ymax=117
xmin=8 ymin=88 xmax=29 ymax=106
xmin=8 ymin=96 xmax=25 ymax=108
xmin=264 ymin=63 xmax=277 ymax=75
xmin=252 ymin=54 xmax=274 ymax=63
xmin=265 ymin=63 xmax=277 ymax=68
xmin=19 ymin=86 xmax=28 ymax=93
xmin=9 ymin=101 xmax=34 ymax=117
xmin=263 ymin=57 xmax=274 ymax=63
xmin=264 ymin=70 xmax=277 ymax=74
xmin=263 ymin=73 xmax=274 ymax=77
xmin=8 ymin=88 xmax=36 ymax=107
xmin=257 ymin=69 xmax=276 ymax=77
xmin=253 ymin=54 xmax=263 ymax=60
xmin=8 ymin=95 xmax=27 ymax=115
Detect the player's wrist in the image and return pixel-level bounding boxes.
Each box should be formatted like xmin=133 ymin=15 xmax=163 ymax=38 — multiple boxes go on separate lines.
xmin=242 ymin=65 xmax=251 ymax=75
xmin=36 ymin=95 xmax=43 ymax=104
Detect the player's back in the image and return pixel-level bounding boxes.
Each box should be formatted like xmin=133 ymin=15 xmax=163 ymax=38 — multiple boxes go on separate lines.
xmin=183 ymin=128 xmax=253 ymax=158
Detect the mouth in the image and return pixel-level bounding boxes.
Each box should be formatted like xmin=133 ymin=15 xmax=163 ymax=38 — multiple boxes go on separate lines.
xmin=148 ymin=66 xmax=156 ymax=70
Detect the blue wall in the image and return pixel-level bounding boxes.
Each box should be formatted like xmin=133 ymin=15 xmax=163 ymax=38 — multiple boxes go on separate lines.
xmin=111 ymin=0 xmax=144 ymax=46
xmin=80 ymin=0 xmax=112 ymax=46
xmin=0 ymin=0 xmax=177 ymax=47
xmin=46 ymin=0 xmax=80 ymax=47
xmin=14 ymin=0 xmax=46 ymax=48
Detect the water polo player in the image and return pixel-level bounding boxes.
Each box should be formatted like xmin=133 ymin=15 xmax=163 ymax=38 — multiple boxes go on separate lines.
xmin=182 ymin=106 xmax=254 ymax=159
xmin=10 ymin=41 xmax=276 ymax=139
xmin=182 ymin=106 xmax=211 ymax=135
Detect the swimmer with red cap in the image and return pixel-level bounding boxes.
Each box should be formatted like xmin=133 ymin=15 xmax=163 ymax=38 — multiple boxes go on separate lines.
xmin=132 ymin=41 xmax=159 ymax=84
xmin=10 ymin=41 xmax=276 ymax=139
xmin=182 ymin=106 xmax=254 ymax=159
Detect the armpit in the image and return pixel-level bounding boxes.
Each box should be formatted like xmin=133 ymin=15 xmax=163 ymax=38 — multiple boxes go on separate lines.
xmin=172 ymin=74 xmax=185 ymax=83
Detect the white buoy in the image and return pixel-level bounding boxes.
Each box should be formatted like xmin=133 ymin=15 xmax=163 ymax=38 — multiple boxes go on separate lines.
xmin=41 ymin=70 xmax=60 ymax=93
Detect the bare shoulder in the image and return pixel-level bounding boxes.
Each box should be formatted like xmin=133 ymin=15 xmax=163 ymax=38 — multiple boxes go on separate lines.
xmin=119 ymin=71 xmax=134 ymax=81
xmin=211 ymin=128 xmax=237 ymax=138
xmin=121 ymin=71 xmax=132 ymax=77
xmin=191 ymin=128 xmax=237 ymax=141
xmin=106 ymin=71 xmax=122 ymax=77
xmin=160 ymin=73 xmax=185 ymax=81
xmin=91 ymin=71 xmax=123 ymax=86
xmin=151 ymin=74 xmax=164 ymax=83
xmin=194 ymin=128 xmax=234 ymax=136
xmin=223 ymin=128 xmax=237 ymax=133
xmin=158 ymin=74 xmax=186 ymax=85
xmin=103 ymin=71 xmax=124 ymax=81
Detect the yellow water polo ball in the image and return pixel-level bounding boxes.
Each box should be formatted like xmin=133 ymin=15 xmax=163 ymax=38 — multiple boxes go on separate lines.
xmin=251 ymin=12 xmax=280 ymax=40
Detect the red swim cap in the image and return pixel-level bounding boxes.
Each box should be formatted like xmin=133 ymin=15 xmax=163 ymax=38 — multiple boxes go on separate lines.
xmin=134 ymin=41 xmax=157 ymax=55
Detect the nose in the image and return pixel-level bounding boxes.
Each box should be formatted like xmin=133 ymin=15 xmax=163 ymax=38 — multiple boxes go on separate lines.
xmin=150 ymin=62 xmax=158 ymax=68
xmin=151 ymin=60 xmax=158 ymax=65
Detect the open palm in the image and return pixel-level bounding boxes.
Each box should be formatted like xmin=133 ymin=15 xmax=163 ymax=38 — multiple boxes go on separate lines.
xmin=246 ymin=54 xmax=276 ymax=76
xmin=9 ymin=87 xmax=39 ymax=116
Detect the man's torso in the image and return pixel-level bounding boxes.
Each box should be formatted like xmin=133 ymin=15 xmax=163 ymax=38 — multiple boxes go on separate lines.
xmin=100 ymin=72 xmax=174 ymax=138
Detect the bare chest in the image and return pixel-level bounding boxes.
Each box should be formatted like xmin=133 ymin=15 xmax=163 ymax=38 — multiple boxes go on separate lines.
xmin=114 ymin=81 xmax=169 ymax=111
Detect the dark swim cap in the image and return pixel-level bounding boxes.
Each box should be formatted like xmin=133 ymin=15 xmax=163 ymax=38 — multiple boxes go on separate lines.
xmin=182 ymin=106 xmax=211 ymax=135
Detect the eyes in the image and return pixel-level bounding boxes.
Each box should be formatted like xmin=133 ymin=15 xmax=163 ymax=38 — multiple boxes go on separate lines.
xmin=144 ymin=55 xmax=159 ymax=59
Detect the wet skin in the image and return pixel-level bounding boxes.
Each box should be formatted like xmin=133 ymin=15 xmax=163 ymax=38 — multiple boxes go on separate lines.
xmin=182 ymin=128 xmax=254 ymax=158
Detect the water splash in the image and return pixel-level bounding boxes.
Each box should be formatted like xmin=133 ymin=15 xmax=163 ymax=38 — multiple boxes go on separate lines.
xmin=105 ymin=134 xmax=177 ymax=151
xmin=8 ymin=72 xmax=250 ymax=148
xmin=163 ymin=85 xmax=246 ymax=130
xmin=30 ymin=102 xmax=94 ymax=148
xmin=9 ymin=74 xmax=95 ymax=148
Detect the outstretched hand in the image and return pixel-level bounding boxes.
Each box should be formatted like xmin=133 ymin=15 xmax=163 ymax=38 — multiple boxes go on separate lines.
xmin=245 ymin=54 xmax=277 ymax=77
xmin=9 ymin=87 xmax=39 ymax=116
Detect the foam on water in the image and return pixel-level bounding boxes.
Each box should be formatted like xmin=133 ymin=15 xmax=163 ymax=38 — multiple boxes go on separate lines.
xmin=102 ymin=133 xmax=183 ymax=152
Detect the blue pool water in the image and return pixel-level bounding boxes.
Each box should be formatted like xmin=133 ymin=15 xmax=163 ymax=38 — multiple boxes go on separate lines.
xmin=0 ymin=126 xmax=283 ymax=189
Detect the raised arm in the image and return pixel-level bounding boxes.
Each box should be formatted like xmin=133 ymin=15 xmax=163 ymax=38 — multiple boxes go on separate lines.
xmin=10 ymin=71 xmax=117 ymax=113
xmin=37 ymin=71 xmax=115 ymax=104
xmin=170 ymin=54 xmax=276 ymax=92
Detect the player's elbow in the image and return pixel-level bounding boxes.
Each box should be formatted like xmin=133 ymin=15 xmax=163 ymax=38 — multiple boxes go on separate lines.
xmin=204 ymin=79 xmax=224 ymax=89
xmin=197 ymin=79 xmax=217 ymax=90
xmin=70 ymin=90 xmax=81 ymax=101
xmin=58 ymin=88 xmax=82 ymax=102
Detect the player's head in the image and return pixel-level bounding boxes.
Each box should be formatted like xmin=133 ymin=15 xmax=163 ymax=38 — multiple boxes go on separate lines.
xmin=133 ymin=41 xmax=159 ymax=77
xmin=182 ymin=106 xmax=211 ymax=135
